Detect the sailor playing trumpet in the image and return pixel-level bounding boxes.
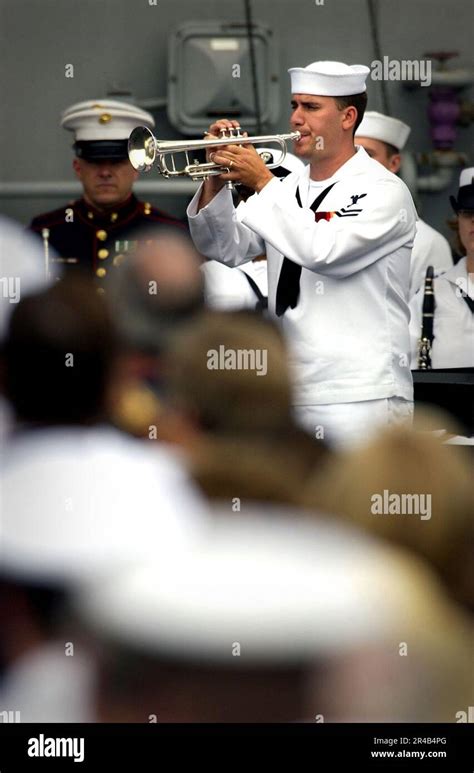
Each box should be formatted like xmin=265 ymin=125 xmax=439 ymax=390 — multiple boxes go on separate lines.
xmin=186 ymin=61 xmax=418 ymax=449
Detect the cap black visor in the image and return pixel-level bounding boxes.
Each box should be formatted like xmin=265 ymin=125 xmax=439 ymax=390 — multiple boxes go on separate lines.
xmin=74 ymin=140 xmax=129 ymax=162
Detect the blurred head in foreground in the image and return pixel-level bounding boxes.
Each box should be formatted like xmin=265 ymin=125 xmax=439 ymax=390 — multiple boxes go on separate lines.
xmin=160 ymin=311 xmax=328 ymax=503
xmin=302 ymin=408 xmax=474 ymax=613
xmin=106 ymin=228 xmax=204 ymax=436
xmin=108 ymin=228 xmax=204 ymax=354
xmin=0 ymin=215 xmax=59 ymax=440
xmin=3 ymin=274 xmax=117 ymax=428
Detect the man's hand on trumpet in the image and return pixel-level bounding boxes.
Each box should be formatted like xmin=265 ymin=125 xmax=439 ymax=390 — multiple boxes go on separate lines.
xmin=212 ymin=142 xmax=275 ymax=193
xmin=197 ymin=119 xmax=273 ymax=211
xmin=204 ymin=119 xmax=273 ymax=193
xmin=197 ymin=119 xmax=241 ymax=207
xmin=203 ymin=119 xmax=243 ymax=185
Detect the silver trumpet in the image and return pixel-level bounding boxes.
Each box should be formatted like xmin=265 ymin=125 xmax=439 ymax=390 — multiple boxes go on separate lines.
xmin=128 ymin=126 xmax=301 ymax=182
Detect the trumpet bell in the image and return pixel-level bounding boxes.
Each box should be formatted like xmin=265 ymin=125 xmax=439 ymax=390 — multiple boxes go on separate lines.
xmin=128 ymin=126 xmax=156 ymax=172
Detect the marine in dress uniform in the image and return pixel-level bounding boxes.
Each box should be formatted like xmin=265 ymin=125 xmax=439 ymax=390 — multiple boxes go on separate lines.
xmin=355 ymin=111 xmax=453 ymax=298
xmin=187 ymin=62 xmax=418 ymax=448
xmin=29 ymin=100 xmax=184 ymax=288
xmin=409 ymin=168 xmax=474 ymax=368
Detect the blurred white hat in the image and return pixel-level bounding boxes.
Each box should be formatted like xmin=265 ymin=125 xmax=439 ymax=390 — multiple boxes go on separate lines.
xmin=356 ymin=111 xmax=411 ymax=151
xmin=0 ymin=215 xmax=57 ymax=344
xmin=76 ymin=512 xmax=437 ymax=664
xmin=0 ymin=426 xmax=207 ymax=586
xmin=459 ymin=167 xmax=474 ymax=188
xmin=450 ymin=166 xmax=474 ymax=212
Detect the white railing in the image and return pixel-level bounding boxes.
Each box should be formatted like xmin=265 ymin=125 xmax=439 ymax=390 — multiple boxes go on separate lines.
xmin=0 ymin=180 xmax=200 ymax=198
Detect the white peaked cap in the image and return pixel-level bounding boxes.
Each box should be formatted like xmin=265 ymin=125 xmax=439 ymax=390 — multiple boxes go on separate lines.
xmin=60 ymin=99 xmax=155 ymax=141
xmin=76 ymin=512 xmax=439 ymax=663
xmin=356 ymin=111 xmax=411 ymax=151
xmin=289 ymin=61 xmax=370 ymax=97
xmin=459 ymin=167 xmax=474 ymax=188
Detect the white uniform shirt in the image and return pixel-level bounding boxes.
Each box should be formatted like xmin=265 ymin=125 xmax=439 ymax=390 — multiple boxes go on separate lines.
xmin=201 ymin=259 xmax=268 ymax=311
xmin=409 ymin=256 xmax=474 ymax=368
xmin=0 ymin=642 xmax=95 ymax=722
xmin=410 ymin=219 xmax=453 ymax=299
xmin=188 ymin=146 xmax=417 ymax=406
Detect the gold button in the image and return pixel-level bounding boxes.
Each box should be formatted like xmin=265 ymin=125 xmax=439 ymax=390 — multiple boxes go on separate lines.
xmin=144 ymin=202 xmax=151 ymax=215
xmin=110 ymin=212 xmax=118 ymax=222
xmin=87 ymin=211 xmax=94 ymax=220
xmin=96 ymin=267 xmax=106 ymax=278
xmin=113 ymin=253 xmax=126 ymax=267
xmin=96 ymin=230 xmax=107 ymax=241
xmin=98 ymin=249 xmax=109 ymax=260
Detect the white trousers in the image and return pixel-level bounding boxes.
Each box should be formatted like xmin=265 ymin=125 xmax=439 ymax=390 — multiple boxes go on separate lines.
xmin=294 ymin=397 xmax=414 ymax=450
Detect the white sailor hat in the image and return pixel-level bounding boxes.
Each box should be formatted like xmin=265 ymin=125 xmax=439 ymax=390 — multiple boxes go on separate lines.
xmin=76 ymin=512 xmax=438 ymax=664
xmin=257 ymin=148 xmax=305 ymax=177
xmin=60 ymin=99 xmax=155 ymax=161
xmin=356 ymin=111 xmax=411 ymax=151
xmin=288 ymin=61 xmax=370 ymax=97
xmin=0 ymin=426 xmax=207 ymax=587
xmin=459 ymin=167 xmax=474 ymax=189
xmin=450 ymin=166 xmax=474 ymax=213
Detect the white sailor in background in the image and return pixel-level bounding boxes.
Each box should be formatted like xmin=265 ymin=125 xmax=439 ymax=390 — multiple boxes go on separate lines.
xmin=187 ymin=61 xmax=418 ymax=449
xmin=355 ymin=111 xmax=453 ymax=298
xmin=409 ymin=168 xmax=474 ymax=369
xmin=201 ymin=151 xmax=305 ymax=313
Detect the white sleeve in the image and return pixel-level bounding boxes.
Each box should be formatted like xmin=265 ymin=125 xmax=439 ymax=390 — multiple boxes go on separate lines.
xmin=408 ymin=291 xmax=423 ymax=368
xmin=240 ymin=176 xmax=416 ymax=279
xmin=409 ymin=226 xmax=453 ymax=299
xmin=201 ymin=261 xmax=253 ymax=310
xmin=187 ymin=185 xmax=265 ymax=267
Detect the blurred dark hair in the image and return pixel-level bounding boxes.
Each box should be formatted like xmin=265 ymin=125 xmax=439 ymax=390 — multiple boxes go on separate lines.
xmin=3 ymin=276 xmax=118 ymax=426
xmin=381 ymin=140 xmax=400 ymax=158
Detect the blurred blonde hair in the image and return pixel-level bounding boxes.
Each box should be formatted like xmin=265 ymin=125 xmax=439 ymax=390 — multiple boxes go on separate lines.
xmin=302 ymin=408 xmax=474 ymax=612
xmin=164 ymin=311 xmax=293 ymax=437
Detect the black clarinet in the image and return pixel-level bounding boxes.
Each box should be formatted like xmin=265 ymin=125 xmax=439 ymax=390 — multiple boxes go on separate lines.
xmin=417 ymin=265 xmax=435 ymax=370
